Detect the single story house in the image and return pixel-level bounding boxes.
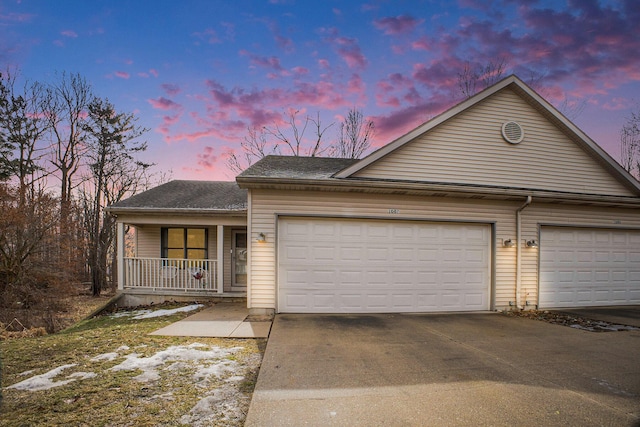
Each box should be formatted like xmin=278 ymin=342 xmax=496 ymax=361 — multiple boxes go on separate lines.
xmin=109 ymin=75 xmax=640 ymax=314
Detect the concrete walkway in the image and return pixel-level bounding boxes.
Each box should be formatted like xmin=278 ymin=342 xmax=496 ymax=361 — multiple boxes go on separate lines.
xmin=149 ymin=303 xmax=271 ymax=338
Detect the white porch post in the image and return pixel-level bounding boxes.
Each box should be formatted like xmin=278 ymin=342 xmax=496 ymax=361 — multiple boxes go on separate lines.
xmin=217 ymin=225 xmax=224 ymax=293
xmin=117 ymin=221 xmax=125 ymax=290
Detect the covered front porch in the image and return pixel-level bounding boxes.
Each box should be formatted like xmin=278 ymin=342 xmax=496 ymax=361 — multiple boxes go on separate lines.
xmin=108 ymin=181 xmax=249 ymax=301
xmin=116 ymin=221 xmax=247 ymax=297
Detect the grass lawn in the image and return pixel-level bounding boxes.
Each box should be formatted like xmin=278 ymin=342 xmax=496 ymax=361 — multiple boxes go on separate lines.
xmin=0 ymin=303 xmax=265 ymax=426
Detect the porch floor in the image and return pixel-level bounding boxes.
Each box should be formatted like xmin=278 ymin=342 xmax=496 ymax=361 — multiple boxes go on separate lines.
xmin=149 ymin=302 xmax=271 ymax=338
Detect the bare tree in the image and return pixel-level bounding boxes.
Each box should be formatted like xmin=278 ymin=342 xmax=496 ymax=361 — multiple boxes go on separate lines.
xmin=264 ymin=109 xmax=333 ymax=157
xmin=42 ymin=72 xmax=93 ymax=226
xmin=226 ymin=109 xmax=333 ymax=174
xmin=227 ymin=126 xmax=273 ymax=174
xmin=332 ymin=107 xmax=375 ymax=159
xmin=620 ymin=108 xmax=640 ymax=179
xmin=226 ymin=107 xmax=375 ymax=174
xmin=458 ymin=58 xmax=508 ymax=99
xmin=458 ymin=62 xmax=586 ymax=121
xmin=81 ymin=97 xmax=151 ymax=295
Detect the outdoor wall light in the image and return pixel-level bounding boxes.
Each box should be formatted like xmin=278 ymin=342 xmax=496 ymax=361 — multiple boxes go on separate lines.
xmin=503 ymin=239 xmax=515 ymax=248
xmin=257 ymin=232 xmax=266 ymax=243
xmin=526 ymin=239 xmax=539 ymax=248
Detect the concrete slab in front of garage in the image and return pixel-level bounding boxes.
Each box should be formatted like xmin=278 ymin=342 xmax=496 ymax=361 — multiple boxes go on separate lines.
xmin=246 ymin=312 xmax=640 ymax=427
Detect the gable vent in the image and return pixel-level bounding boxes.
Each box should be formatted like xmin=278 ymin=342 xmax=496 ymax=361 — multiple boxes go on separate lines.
xmin=501 ymin=121 xmax=524 ymax=144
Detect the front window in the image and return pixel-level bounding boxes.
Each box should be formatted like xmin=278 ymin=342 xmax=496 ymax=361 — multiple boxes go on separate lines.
xmin=161 ymin=228 xmax=208 ymax=259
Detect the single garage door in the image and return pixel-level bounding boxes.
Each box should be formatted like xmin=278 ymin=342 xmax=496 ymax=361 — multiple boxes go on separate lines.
xmin=539 ymin=227 xmax=640 ymax=308
xmin=277 ymin=217 xmax=491 ymax=313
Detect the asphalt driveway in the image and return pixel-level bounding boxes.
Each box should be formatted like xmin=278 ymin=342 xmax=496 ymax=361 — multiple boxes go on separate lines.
xmin=245 ymin=311 xmax=640 ymax=427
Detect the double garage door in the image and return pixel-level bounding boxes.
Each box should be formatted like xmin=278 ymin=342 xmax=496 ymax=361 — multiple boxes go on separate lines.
xmin=277 ymin=217 xmax=491 ymax=313
xmin=539 ymin=227 xmax=640 ymax=308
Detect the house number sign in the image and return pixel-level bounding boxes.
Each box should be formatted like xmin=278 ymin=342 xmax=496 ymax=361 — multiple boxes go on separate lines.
xmin=388 ymin=209 xmax=400 ymax=214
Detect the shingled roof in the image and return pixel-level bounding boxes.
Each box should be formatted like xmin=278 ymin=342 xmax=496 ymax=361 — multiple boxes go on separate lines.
xmin=237 ymin=155 xmax=358 ymax=180
xmin=108 ymin=180 xmax=247 ymax=212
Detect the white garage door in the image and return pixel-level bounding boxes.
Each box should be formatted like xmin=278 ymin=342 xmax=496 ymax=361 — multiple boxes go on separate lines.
xmin=277 ymin=217 xmax=491 ymax=313
xmin=539 ymin=227 xmax=640 ymax=308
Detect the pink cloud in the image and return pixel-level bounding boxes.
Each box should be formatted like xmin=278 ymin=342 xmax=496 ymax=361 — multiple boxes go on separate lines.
xmin=335 ymin=36 xmax=367 ymax=69
xmin=61 ymin=30 xmax=78 ymax=38
xmin=411 ymin=36 xmax=430 ymax=51
xmin=373 ymin=15 xmax=423 ymax=35
xmin=411 ymin=59 xmax=462 ymax=93
xmin=275 ymin=34 xmax=294 ymax=52
xmin=318 ymin=59 xmax=330 ymax=69
xmin=197 ymin=146 xmax=217 ymax=169
xmin=347 ymin=73 xmax=365 ymax=95
xmin=149 ymin=69 xmax=159 ymax=77
xmin=157 ymin=77 xmax=358 ymax=145
xmin=157 ymin=113 xmax=183 ymax=139
xmin=292 ymin=66 xmax=309 ymax=76
xmin=320 ymin=27 xmax=367 ymax=70
xmin=240 ymin=50 xmax=285 ymax=74
xmin=161 ymin=83 xmax=181 ymax=96
xmin=601 ymin=97 xmax=632 ymax=111
xmin=114 ymin=71 xmax=130 ymax=79
xmin=148 ymin=97 xmax=181 ymax=110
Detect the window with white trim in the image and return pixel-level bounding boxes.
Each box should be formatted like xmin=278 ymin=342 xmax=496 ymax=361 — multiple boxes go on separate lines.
xmin=161 ymin=228 xmax=208 ymax=259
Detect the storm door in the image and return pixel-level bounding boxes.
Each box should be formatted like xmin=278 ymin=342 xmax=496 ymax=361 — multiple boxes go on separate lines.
xmin=231 ymin=230 xmax=247 ymax=289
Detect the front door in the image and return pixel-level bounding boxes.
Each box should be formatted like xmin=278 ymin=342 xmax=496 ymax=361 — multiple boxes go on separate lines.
xmin=231 ymin=230 xmax=247 ymax=289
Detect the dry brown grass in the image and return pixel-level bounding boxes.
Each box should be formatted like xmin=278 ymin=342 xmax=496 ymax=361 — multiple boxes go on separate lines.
xmin=0 ymin=303 xmax=265 ymax=426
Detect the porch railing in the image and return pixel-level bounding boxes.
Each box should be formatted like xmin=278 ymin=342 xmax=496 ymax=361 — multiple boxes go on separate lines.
xmin=123 ymin=257 xmax=218 ymax=292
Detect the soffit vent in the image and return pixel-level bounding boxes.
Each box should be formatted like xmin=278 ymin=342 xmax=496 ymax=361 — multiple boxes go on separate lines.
xmin=501 ymin=121 xmax=524 ymax=144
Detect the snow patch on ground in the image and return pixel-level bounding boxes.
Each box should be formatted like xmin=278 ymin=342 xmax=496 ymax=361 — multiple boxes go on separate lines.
xmin=109 ymin=304 xmax=203 ymax=319
xmin=179 ymin=384 xmax=251 ymax=426
xmin=8 ymin=364 xmax=79 ymax=391
xmin=91 ymin=352 xmax=119 ymax=362
xmin=109 ymin=343 xmax=243 ymax=383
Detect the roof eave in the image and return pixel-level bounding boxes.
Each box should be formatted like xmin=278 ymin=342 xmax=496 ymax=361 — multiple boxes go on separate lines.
xmin=237 ymin=176 xmax=640 ymax=208
xmin=106 ymin=207 xmax=248 ymax=216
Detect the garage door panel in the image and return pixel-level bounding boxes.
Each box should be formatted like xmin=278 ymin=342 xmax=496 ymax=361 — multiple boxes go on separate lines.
xmin=540 ymin=227 xmax=640 ymax=308
xmin=279 ymin=218 xmax=491 ymax=313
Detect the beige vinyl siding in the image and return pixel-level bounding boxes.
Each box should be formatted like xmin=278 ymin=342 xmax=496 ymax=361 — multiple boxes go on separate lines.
xmin=354 ymin=88 xmax=633 ymax=197
xmin=248 ymin=188 xmax=640 ymax=311
xmin=135 ymin=226 xmax=161 ymax=258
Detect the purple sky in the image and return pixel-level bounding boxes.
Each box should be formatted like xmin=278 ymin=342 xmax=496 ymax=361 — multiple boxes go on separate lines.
xmin=2 ymin=0 xmax=639 ymax=181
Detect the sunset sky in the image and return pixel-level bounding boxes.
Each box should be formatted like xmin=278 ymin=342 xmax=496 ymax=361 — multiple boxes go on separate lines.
xmin=2 ymin=0 xmax=639 ymax=181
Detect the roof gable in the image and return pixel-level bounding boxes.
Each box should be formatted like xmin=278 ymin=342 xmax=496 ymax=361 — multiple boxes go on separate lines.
xmin=337 ymin=76 xmax=640 ymax=198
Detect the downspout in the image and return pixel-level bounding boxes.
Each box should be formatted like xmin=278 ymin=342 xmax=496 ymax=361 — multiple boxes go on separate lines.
xmin=515 ymin=196 xmax=532 ymax=310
